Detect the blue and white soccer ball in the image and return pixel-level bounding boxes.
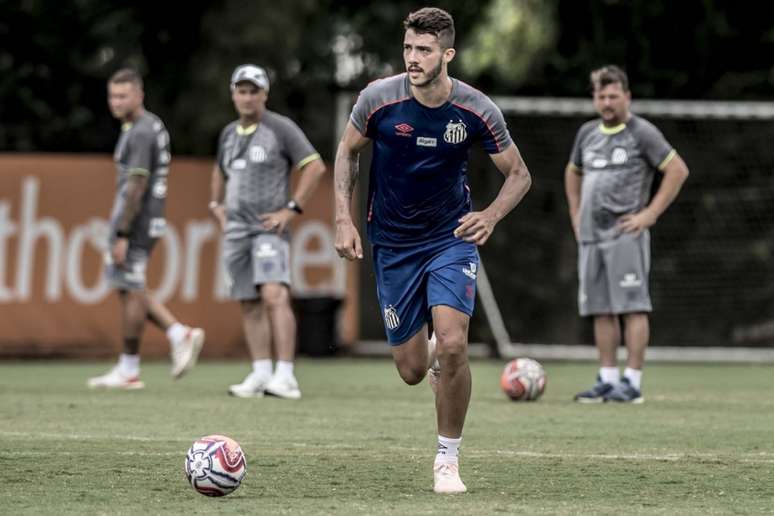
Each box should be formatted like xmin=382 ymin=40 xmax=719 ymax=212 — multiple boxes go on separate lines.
xmin=185 ymin=434 xmax=247 ymax=496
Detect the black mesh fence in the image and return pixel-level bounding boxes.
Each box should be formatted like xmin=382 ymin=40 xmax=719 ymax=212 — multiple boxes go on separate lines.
xmin=356 ymin=114 xmax=774 ymax=348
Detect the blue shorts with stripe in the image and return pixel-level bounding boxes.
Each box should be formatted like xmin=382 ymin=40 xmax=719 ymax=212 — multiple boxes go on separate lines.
xmin=373 ymin=237 xmax=479 ymax=345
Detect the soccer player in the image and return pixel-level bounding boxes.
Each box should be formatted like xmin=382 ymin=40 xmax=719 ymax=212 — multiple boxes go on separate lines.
xmin=88 ymin=68 xmax=205 ymax=390
xmin=210 ymin=64 xmax=326 ymax=400
xmin=565 ymin=65 xmax=689 ymax=403
xmin=334 ymin=8 xmax=531 ymax=494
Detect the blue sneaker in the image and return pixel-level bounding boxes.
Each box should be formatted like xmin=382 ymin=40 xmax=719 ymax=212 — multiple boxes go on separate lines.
xmin=573 ymin=376 xmax=614 ymax=403
xmin=604 ymin=378 xmax=644 ymax=404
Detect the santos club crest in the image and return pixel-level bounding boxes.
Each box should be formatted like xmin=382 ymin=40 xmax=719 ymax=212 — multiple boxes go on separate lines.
xmin=444 ymin=119 xmax=467 ymax=144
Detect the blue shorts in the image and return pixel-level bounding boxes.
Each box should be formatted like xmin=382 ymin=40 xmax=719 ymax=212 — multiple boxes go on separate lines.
xmin=373 ymin=238 xmax=479 ymax=345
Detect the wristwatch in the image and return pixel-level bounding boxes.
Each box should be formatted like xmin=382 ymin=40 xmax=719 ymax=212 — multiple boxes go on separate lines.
xmin=285 ymin=199 xmax=303 ymax=214
xmin=115 ymin=229 xmax=131 ymax=238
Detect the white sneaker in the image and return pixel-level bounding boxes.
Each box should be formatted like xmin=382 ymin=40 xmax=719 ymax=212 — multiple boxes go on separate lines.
xmin=228 ymin=371 xmax=269 ymax=398
xmin=265 ymin=374 xmax=301 ymax=400
xmin=433 ymin=461 xmax=467 ymax=494
xmin=170 ymin=327 xmax=205 ymax=379
xmin=87 ymin=367 xmax=145 ymax=390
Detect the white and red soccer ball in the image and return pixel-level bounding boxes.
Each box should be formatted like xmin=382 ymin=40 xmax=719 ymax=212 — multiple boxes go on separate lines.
xmin=185 ymin=434 xmax=246 ymax=496
xmin=500 ymin=358 xmax=547 ymax=401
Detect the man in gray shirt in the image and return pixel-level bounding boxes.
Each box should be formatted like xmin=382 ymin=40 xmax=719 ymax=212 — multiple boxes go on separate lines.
xmin=88 ymin=68 xmax=204 ymax=390
xmin=209 ymin=64 xmax=325 ymax=400
xmin=565 ymin=65 xmax=689 ymax=403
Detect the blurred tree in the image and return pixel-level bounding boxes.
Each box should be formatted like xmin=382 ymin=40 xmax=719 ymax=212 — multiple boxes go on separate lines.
xmin=2 ymin=1 xmax=774 ymax=156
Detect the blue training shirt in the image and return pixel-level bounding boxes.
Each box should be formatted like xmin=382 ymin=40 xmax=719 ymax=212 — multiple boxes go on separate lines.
xmin=350 ymin=73 xmax=513 ymax=247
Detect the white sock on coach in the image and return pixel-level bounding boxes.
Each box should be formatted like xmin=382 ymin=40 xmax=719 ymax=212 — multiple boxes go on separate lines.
xmin=118 ymin=353 xmax=140 ymax=377
xmin=623 ymin=367 xmax=642 ymax=390
xmin=599 ymin=367 xmax=620 ymax=384
xmin=252 ymin=359 xmax=273 ymax=378
xmin=436 ymin=435 xmax=462 ymax=464
xmin=275 ymin=360 xmax=294 ymax=379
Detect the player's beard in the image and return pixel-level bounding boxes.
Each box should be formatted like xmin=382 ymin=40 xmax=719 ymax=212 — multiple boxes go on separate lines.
xmin=409 ymin=59 xmax=443 ymax=88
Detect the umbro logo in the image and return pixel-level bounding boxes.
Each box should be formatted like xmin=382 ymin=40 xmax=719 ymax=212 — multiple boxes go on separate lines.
xmin=394 ymin=123 xmax=414 ymax=137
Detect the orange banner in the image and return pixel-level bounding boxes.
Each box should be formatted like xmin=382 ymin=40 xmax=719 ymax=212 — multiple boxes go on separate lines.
xmin=0 ymin=154 xmax=357 ymax=358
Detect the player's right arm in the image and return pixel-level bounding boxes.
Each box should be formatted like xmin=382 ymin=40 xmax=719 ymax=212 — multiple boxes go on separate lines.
xmin=209 ymin=164 xmax=227 ymax=231
xmin=565 ymin=124 xmax=589 ymax=241
xmin=564 ymin=162 xmax=582 ymax=241
xmin=333 ymin=121 xmax=370 ymax=261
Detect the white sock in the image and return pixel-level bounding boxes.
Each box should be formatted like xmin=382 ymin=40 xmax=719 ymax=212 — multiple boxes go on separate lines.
xmin=623 ymin=368 xmax=642 ymax=390
xmin=275 ymin=360 xmax=294 ymax=379
xmin=252 ymin=359 xmax=273 ymax=378
xmin=599 ymin=367 xmax=620 ymax=384
xmin=118 ymin=353 xmax=140 ymax=377
xmin=435 ymin=435 xmax=461 ymax=464
xmin=166 ymin=323 xmax=187 ymax=347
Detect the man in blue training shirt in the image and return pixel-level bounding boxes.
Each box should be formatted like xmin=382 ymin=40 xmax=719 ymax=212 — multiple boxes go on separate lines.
xmin=334 ymin=7 xmax=531 ymax=494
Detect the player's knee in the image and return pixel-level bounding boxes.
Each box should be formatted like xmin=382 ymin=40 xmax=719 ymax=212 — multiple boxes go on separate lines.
xmin=261 ymin=284 xmax=289 ymax=310
xmin=435 ymin=330 xmax=467 ymax=365
xmin=396 ymin=363 xmax=427 ymax=385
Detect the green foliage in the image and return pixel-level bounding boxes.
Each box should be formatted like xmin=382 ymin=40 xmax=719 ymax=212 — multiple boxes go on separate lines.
xmin=460 ymin=0 xmax=556 ymax=86
xmin=1 ymin=360 xmax=773 ymax=514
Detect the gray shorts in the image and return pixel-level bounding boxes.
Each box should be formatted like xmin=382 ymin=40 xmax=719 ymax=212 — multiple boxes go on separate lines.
xmin=223 ymin=233 xmax=291 ymax=300
xmin=578 ymin=230 xmax=652 ymax=316
xmin=104 ymin=243 xmax=155 ymax=291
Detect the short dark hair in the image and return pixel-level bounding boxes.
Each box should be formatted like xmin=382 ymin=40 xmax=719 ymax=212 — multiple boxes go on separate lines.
xmin=590 ymin=65 xmax=629 ymax=92
xmin=109 ymin=68 xmax=143 ymax=89
xmin=403 ymin=7 xmax=455 ymax=49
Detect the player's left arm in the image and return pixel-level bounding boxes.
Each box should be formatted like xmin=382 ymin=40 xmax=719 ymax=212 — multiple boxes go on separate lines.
xmin=112 ymin=130 xmax=152 ymax=265
xmin=454 ymin=142 xmax=532 ymax=245
xmin=618 ymin=151 xmax=690 ymax=234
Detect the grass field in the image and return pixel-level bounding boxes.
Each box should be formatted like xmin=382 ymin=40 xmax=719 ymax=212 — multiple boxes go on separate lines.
xmin=1 ymin=358 xmax=773 ymax=515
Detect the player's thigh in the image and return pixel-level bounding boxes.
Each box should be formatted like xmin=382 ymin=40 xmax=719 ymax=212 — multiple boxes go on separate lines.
xmin=222 ymin=236 xmax=258 ymax=300
xmin=372 ymin=245 xmax=429 ymax=346
xmin=579 ymin=241 xmax=611 ymax=316
xmin=605 ymin=231 xmax=652 ymax=313
xmin=431 ymin=304 xmax=470 ymax=354
xmin=425 ymin=242 xmax=479 ymax=320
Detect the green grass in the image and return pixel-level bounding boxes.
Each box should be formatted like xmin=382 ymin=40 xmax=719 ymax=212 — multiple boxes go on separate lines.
xmin=1 ymin=359 xmax=773 ymax=515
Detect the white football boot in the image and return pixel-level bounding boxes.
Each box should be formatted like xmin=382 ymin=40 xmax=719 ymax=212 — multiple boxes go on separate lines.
xmin=87 ymin=366 xmax=145 ymax=390
xmin=228 ymin=371 xmax=270 ymax=398
xmin=170 ymin=327 xmax=205 ymax=379
xmin=433 ymin=461 xmax=467 ymax=494
xmin=264 ymin=373 xmax=302 ymax=400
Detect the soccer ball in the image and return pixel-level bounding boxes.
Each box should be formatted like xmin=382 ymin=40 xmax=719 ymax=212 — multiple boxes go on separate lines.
xmin=185 ymin=434 xmax=247 ymax=496
xmin=500 ymin=358 xmax=547 ymax=401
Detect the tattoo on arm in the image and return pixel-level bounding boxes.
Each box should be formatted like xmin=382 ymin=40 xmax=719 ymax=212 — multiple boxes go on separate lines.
xmin=116 ymin=175 xmax=148 ymax=233
xmin=336 ymin=151 xmax=359 ymax=203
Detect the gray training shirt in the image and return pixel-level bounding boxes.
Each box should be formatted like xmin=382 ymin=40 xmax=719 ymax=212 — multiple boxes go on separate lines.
xmin=110 ymin=110 xmax=171 ymax=249
xmin=216 ymin=110 xmax=320 ymax=240
xmin=570 ymin=114 xmax=675 ymax=243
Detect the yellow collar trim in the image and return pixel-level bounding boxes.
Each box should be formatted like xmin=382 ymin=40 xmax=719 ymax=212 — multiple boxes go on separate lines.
xmin=121 ymin=122 xmax=133 ymax=132
xmin=236 ymin=123 xmax=257 ymax=135
xmin=598 ymin=122 xmax=626 ymax=135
